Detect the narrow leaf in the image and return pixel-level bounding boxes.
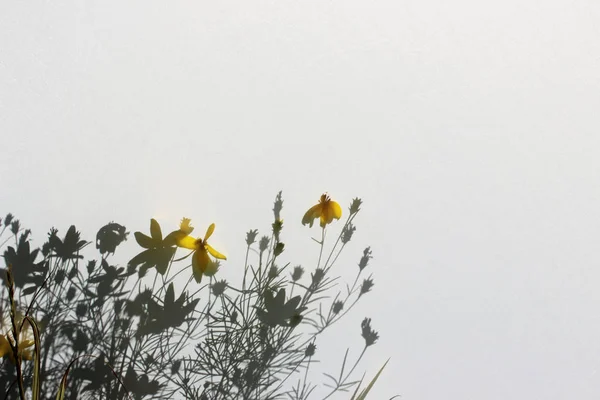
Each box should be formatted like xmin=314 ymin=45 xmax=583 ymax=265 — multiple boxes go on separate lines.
xmin=355 ymin=359 xmax=390 ymax=400
xmin=25 ymin=316 xmax=41 ymax=400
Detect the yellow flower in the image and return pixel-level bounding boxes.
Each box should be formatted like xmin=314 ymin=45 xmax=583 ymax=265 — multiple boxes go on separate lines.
xmin=173 ymin=220 xmax=226 ymax=283
xmin=0 ymin=334 xmax=10 ymax=358
xmin=302 ymin=193 xmax=343 ymax=228
xmin=0 ymin=333 xmax=35 ymax=362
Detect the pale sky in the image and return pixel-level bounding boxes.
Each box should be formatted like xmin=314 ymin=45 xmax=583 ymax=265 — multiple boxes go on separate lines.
xmin=2 ymin=0 xmax=600 ymax=399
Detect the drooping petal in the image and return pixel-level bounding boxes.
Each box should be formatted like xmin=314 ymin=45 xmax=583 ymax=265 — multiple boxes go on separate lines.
xmin=20 ymin=340 xmax=34 ymax=360
xmin=191 ymin=262 xmax=203 ymax=283
xmin=330 ymin=200 xmax=342 ymax=220
xmin=205 ymin=243 xmax=227 ymax=260
xmin=192 ymin=249 xmax=211 ymax=283
xmin=0 ymin=335 xmax=10 ymax=358
xmin=302 ymin=204 xmax=322 ymax=227
xmin=319 ymin=206 xmax=330 ymax=227
xmin=192 ymin=248 xmax=210 ymax=273
xmin=176 ymin=235 xmax=197 ymax=250
xmin=204 ymin=223 xmax=215 ymax=241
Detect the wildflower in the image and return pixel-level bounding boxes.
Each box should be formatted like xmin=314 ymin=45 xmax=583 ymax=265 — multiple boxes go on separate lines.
xmin=256 ymin=288 xmax=307 ymax=327
xmin=96 ymin=222 xmax=128 ymax=255
xmin=10 ymin=219 xmax=20 ymax=235
xmin=172 ymin=219 xmax=227 ymax=283
xmin=268 ymin=265 xmax=279 ymax=279
xmin=273 ymin=242 xmax=285 ymax=257
xmin=311 ymin=268 xmax=325 ymax=286
xmin=245 ymin=229 xmax=259 ymax=246
xmin=302 ymin=193 xmax=342 ymax=228
xmin=87 ymin=260 xmax=96 ymax=274
xmin=41 ymin=242 xmax=51 ymax=257
xmin=211 ymin=279 xmax=228 ymax=296
xmin=48 ymin=225 xmax=87 ymax=262
xmin=305 ymin=342 xmax=317 ymax=357
xmin=272 ymin=219 xmax=283 ymax=241
xmin=349 ymin=197 xmax=363 ymax=215
xmin=66 ymin=286 xmax=76 ymax=301
xmin=54 ymin=269 xmax=66 ymax=285
xmin=259 ymin=236 xmax=270 ymax=252
xmin=291 ymin=265 xmax=304 ymax=281
xmin=0 ymin=335 xmax=9 ymax=357
xmin=4 ymin=213 xmax=14 ymax=227
xmin=341 ymin=223 xmax=356 ymax=244
xmin=332 ymin=300 xmax=344 ymax=315
xmin=360 ymin=277 xmax=374 ymax=296
xmin=358 ymin=247 xmax=373 ymax=271
xmin=171 ymin=359 xmax=182 ymax=375
xmin=361 ymin=318 xmax=379 ymax=347
xmin=230 ymin=310 xmax=238 ymax=324
xmin=76 ymin=303 xmax=88 ymax=318
xmin=0 ymin=333 xmax=35 ymax=362
xmin=273 ymin=191 xmax=284 ymax=221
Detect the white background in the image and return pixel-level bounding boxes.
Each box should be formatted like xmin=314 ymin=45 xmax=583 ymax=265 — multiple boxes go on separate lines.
xmin=2 ymin=0 xmax=600 ymax=399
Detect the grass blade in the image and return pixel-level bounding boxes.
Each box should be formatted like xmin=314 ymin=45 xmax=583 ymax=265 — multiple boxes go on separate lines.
xmin=352 ymin=358 xmax=389 ymax=400
xmin=24 ymin=316 xmax=41 ymax=400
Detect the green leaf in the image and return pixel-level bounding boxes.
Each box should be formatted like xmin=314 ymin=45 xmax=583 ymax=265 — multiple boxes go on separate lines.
xmin=352 ymin=359 xmax=389 ymax=400
xmin=25 ymin=316 xmax=41 ymax=400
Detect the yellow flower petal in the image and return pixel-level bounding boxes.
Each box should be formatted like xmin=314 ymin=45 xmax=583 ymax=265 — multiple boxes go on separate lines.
xmin=205 ymin=243 xmax=226 ymax=260
xmin=330 ymin=200 xmax=342 ymax=220
xmin=192 ymin=249 xmax=211 ymax=283
xmin=302 ymin=204 xmax=322 ymax=227
xmin=319 ymin=209 xmax=331 ymax=227
xmin=193 ymin=248 xmax=211 ymax=273
xmin=176 ymin=235 xmax=197 ymax=250
xmin=0 ymin=335 xmax=10 ymax=358
xmin=204 ymin=223 xmax=215 ymax=241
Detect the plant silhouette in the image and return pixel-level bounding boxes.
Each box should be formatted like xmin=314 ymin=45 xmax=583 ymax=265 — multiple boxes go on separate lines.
xmin=0 ymin=193 xmax=387 ymax=400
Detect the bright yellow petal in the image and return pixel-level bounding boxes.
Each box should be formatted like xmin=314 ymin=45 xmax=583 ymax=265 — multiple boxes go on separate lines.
xmin=205 ymin=243 xmax=227 ymax=260
xmin=192 ymin=264 xmax=203 ymax=283
xmin=319 ymin=211 xmax=329 ymax=227
xmin=193 ymin=249 xmax=211 ymax=273
xmin=302 ymin=204 xmax=322 ymax=227
xmin=0 ymin=335 xmax=10 ymax=358
xmin=330 ymin=201 xmax=342 ymax=220
xmin=192 ymin=249 xmax=211 ymax=283
xmin=176 ymin=234 xmax=197 ymax=250
xmin=204 ymin=223 xmax=215 ymax=241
